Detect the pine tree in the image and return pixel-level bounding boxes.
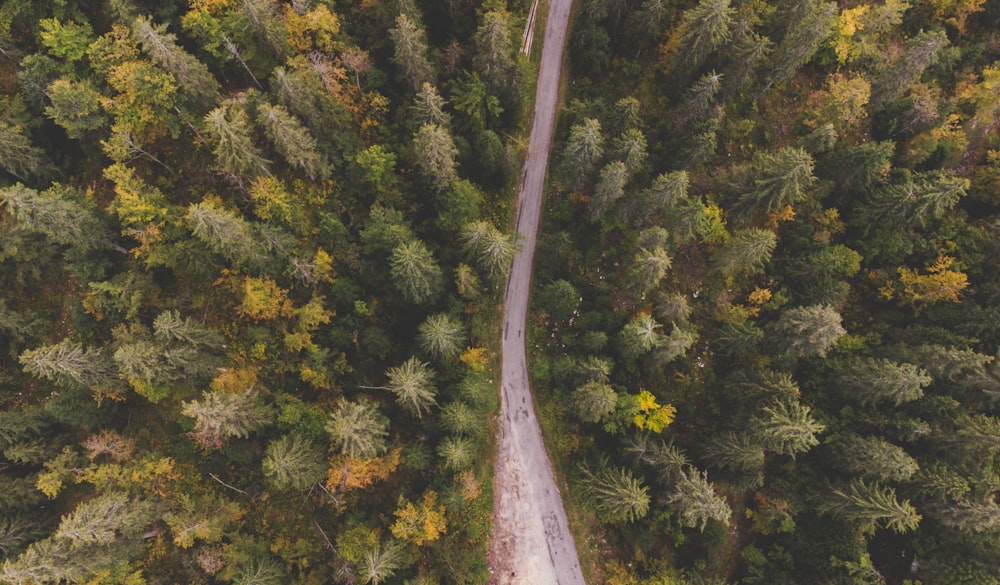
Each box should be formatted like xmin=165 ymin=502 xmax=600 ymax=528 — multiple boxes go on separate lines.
xmin=613 ymin=128 xmax=648 ymax=174
xmin=618 ymin=313 xmax=662 ymax=362
xmin=560 ymin=118 xmax=604 ymax=186
xmin=627 ymin=244 xmax=672 ymax=294
xmin=385 ymin=357 xmax=437 ymax=418
xmin=665 ymin=468 xmax=732 ymax=531
xmin=714 ymin=228 xmax=777 ymax=276
xmin=828 ymin=434 xmax=919 ymax=482
xmin=437 ymin=436 xmax=474 ymax=471
xmin=579 ymin=462 xmax=650 ymax=524
xmin=836 ymin=358 xmax=930 ymax=406
xmin=390 ymin=239 xmax=443 ymax=305
xmin=460 ymin=220 xmax=516 ymax=283
xmin=768 ymin=0 xmax=837 ymax=84
xmin=131 ymin=15 xmax=220 ymax=105
xmin=590 ymin=161 xmax=629 ymax=222
xmin=255 ymin=102 xmax=328 ymax=180
xmin=472 ymin=9 xmax=516 ymax=95
xmin=262 ymin=434 xmax=326 ymax=490
xmin=870 ymin=30 xmax=949 ymax=109
xmin=736 ymin=147 xmax=816 ymax=217
xmin=203 ymin=104 xmax=270 ymax=177
xmin=572 ymin=381 xmax=618 ymax=423
xmin=413 ymin=82 xmax=450 ymax=127
xmin=418 ymin=314 xmax=465 ymax=361
xmin=390 ymin=13 xmax=432 ymax=92
xmin=673 ymin=0 xmax=735 ymax=76
xmin=0 ymin=121 xmax=50 ymax=181
xmin=439 ymin=401 xmax=480 ymax=436
xmin=20 ymin=339 xmax=119 ymax=389
xmin=153 ymin=310 xmax=224 ymax=349
xmin=752 ymin=399 xmax=825 ymax=456
xmin=818 ymin=478 xmax=921 ymax=534
xmin=55 ymin=491 xmax=157 ymax=546
xmin=326 ymin=400 xmax=389 ymax=459
xmin=1 ymin=184 xmax=108 ymax=252
xmin=771 ymin=304 xmax=845 ymax=358
xmin=181 ymin=389 xmax=276 ymax=449
xmin=413 ymin=123 xmax=458 ymax=191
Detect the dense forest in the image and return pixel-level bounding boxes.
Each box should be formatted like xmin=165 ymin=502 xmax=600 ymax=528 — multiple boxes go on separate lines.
xmin=1 ymin=0 xmax=999 ymax=583
xmin=0 ymin=0 xmax=531 ymax=582
xmin=530 ymin=0 xmax=1000 ymax=582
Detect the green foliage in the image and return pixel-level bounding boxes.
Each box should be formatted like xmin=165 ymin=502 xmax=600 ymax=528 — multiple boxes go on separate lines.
xmin=326 ymin=400 xmax=389 ymax=459
xmin=262 ymin=434 xmax=326 ymax=490
xmin=390 ymin=239 xmax=443 ymax=305
xmin=578 ymin=461 xmax=651 ymax=524
xmin=817 ymin=478 xmax=921 ymax=534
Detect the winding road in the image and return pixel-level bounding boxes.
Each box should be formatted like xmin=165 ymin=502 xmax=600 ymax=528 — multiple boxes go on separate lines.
xmin=488 ymin=0 xmax=584 ymax=583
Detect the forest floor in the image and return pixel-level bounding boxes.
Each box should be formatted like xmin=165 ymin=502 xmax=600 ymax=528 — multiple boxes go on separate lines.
xmin=487 ymin=0 xmax=584 ymax=583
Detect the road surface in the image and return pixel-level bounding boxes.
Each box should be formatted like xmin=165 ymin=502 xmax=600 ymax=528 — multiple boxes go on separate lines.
xmin=488 ymin=0 xmax=584 ymax=583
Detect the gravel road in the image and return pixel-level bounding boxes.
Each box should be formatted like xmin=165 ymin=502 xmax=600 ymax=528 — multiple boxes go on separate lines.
xmin=488 ymin=0 xmax=584 ymax=583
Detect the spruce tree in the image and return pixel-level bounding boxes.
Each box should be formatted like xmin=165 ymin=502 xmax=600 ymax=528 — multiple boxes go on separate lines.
xmin=326 ymin=400 xmax=389 ymax=459
xmin=818 ymin=478 xmax=921 ymax=534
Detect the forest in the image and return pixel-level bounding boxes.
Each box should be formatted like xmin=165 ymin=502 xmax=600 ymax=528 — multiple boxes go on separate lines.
xmin=0 ymin=0 xmax=997 ymax=583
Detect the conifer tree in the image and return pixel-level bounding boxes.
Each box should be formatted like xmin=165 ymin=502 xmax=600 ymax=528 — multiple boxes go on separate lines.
xmin=131 ymin=15 xmax=220 ymax=105
xmin=413 ymin=123 xmax=458 ymax=192
xmin=665 ymin=468 xmax=732 ymax=531
xmin=326 ymin=400 xmax=389 ymax=459
xmin=413 ymin=82 xmax=450 ymax=127
xmin=714 ymin=228 xmax=777 ymax=276
xmin=752 ymin=399 xmax=825 ymax=457
xmin=829 ymin=434 xmax=919 ymax=482
xmin=870 ymin=30 xmax=949 ymax=109
xmin=771 ymin=304 xmax=845 ymax=358
xmin=389 ymin=239 xmax=443 ymax=305
xmin=560 ymin=118 xmax=604 ymax=186
xmin=203 ymin=104 xmax=270 ymax=177
xmin=572 ymin=381 xmax=618 ymax=423
xmin=0 ymin=121 xmax=50 ymax=181
xmin=20 ymin=339 xmax=119 ymax=389
xmin=673 ymin=0 xmax=735 ymax=76
xmin=418 ymin=314 xmax=464 ymax=361
xmin=182 ymin=389 xmax=276 ymax=449
xmin=836 ymin=358 xmax=931 ymax=406
xmin=438 ymin=436 xmax=475 ymax=471
xmin=618 ymin=313 xmax=662 ymax=362
xmin=390 ymin=13 xmax=432 ymax=92
xmin=818 ymin=478 xmax=921 ymax=534
xmin=255 ymin=102 xmax=328 ymax=180
xmin=385 ymin=357 xmax=437 ymax=418
xmin=460 ymin=220 xmax=516 ymax=283
xmin=262 ymin=434 xmax=327 ymax=490
xmin=472 ymin=9 xmax=516 ymax=94
xmin=1 ymin=184 xmax=108 ymax=252
xmin=736 ymin=147 xmax=816 ymax=217
xmin=591 ymin=161 xmax=629 ymax=222
xmin=579 ymin=462 xmax=650 ymax=524
xmin=768 ymin=0 xmax=837 ymax=84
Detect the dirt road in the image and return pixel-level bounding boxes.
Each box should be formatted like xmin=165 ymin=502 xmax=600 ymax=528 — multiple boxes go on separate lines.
xmin=488 ymin=0 xmax=584 ymax=583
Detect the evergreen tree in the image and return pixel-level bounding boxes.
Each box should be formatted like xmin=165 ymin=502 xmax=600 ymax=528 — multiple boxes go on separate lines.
xmin=55 ymin=491 xmax=157 ymax=546
xmin=472 ymin=9 xmax=516 ymax=95
xmin=673 ymin=0 xmax=735 ymax=76
xmin=618 ymin=313 xmax=662 ymax=362
xmin=572 ymin=381 xmax=618 ymax=423
xmin=579 ymin=462 xmax=650 ymax=524
xmin=413 ymin=123 xmax=458 ymax=192
xmin=627 ymin=244 xmax=672 ymax=294
xmin=182 ymin=389 xmax=276 ymax=449
xmin=390 ymin=13 xmax=432 ymax=92
xmin=675 ymin=71 xmax=723 ymax=129
xmin=828 ymin=434 xmax=919 ymax=482
xmin=460 ymin=220 xmax=516 ymax=283
xmin=385 ymin=357 xmax=437 ymax=418
xmin=768 ymin=0 xmax=837 ymax=84
xmin=20 ymin=339 xmax=119 ymax=389
xmin=418 ymin=313 xmax=464 ymax=361
xmin=262 ymin=434 xmax=327 ymax=490
xmin=714 ymin=228 xmax=777 ymax=276
xmin=836 ymin=358 xmax=931 ymax=406
xmin=437 ymin=436 xmax=474 ymax=471
xmin=560 ymin=118 xmax=604 ymax=186
xmin=153 ymin=310 xmax=224 ymax=349
xmin=203 ymin=104 xmax=270 ymax=177
xmin=703 ymin=431 xmax=765 ymax=476
xmin=326 ymin=400 xmax=389 ymax=459
xmin=439 ymin=401 xmax=480 ymax=436
xmin=736 ymin=147 xmax=816 ymax=218
xmin=389 ymin=239 xmax=443 ymax=305
xmin=817 ymin=478 xmax=921 ymax=534
xmin=131 ymin=15 xmax=220 ymax=105
xmin=255 ymin=102 xmax=328 ymax=180
xmin=186 ymin=200 xmax=291 ymax=272
xmin=1 ymin=184 xmax=108 ymax=252
xmin=771 ymin=304 xmax=845 ymax=358
xmin=870 ymin=30 xmax=949 ymax=109
xmin=652 ymin=324 xmax=697 ymax=364
xmin=857 ymin=172 xmax=968 ymax=234
xmin=0 ymin=121 xmax=50 ymax=181
xmin=613 ymin=128 xmax=648 ymax=174
xmin=360 ymin=538 xmax=405 ymax=585
xmin=590 ymin=161 xmax=629 ymax=222
xmin=537 ymin=279 xmax=580 ymax=322
xmin=413 ymin=82 xmax=450 ymax=127
xmin=752 ymin=399 xmax=825 ymax=456
xmin=665 ymin=468 xmax=732 ymax=531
